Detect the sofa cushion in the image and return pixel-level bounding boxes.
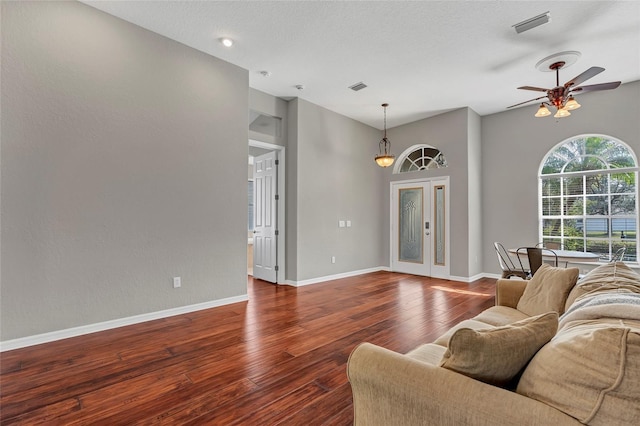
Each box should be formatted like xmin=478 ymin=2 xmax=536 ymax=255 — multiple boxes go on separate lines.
xmin=406 ymin=343 xmax=447 ymax=365
xmin=517 ymin=264 xmax=579 ymax=316
xmin=439 ymin=312 xmax=558 ymax=387
xmin=433 ymin=319 xmax=496 ymax=347
xmin=517 ymin=319 xmax=640 ymax=425
xmin=472 ymin=305 xmax=529 ymax=327
xmin=565 ymin=261 xmax=640 ymax=311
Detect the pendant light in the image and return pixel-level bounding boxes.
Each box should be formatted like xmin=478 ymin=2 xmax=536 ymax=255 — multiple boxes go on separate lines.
xmin=375 ymin=103 xmax=395 ymax=168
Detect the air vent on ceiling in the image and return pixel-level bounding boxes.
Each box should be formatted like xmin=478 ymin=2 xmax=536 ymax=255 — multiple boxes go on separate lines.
xmin=348 ymin=82 xmax=368 ymax=91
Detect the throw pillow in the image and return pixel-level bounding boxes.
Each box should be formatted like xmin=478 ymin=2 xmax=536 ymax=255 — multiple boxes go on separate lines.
xmin=517 ymin=264 xmax=579 ymax=316
xmin=439 ymin=311 xmax=558 ymax=387
xmin=517 ymin=320 xmax=640 ymax=425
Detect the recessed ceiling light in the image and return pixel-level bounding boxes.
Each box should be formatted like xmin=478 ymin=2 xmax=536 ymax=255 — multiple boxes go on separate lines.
xmin=220 ymin=38 xmax=234 ymax=47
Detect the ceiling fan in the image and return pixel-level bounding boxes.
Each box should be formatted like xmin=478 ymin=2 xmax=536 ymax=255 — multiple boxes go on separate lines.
xmin=507 ymin=52 xmax=621 ymax=118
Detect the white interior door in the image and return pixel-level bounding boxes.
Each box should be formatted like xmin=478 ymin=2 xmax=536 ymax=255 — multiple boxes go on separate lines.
xmin=253 ymin=151 xmax=278 ymax=283
xmin=391 ymin=178 xmax=450 ymax=278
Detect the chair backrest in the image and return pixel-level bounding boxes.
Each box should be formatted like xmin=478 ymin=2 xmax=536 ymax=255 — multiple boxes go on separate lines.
xmin=494 ymin=242 xmax=518 ymax=271
xmin=611 ymin=246 xmax=626 ymax=262
xmin=525 ymin=247 xmax=543 ymax=276
xmin=521 ymin=247 xmax=558 ymax=276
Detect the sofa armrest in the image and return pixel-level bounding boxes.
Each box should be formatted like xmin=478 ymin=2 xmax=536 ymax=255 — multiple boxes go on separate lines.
xmin=496 ymin=278 xmax=528 ymax=308
xmin=347 ymin=342 xmax=579 ymax=426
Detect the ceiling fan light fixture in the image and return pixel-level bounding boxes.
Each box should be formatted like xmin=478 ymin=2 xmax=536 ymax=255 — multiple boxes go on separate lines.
xmin=554 ymin=107 xmax=571 ymax=118
xmin=535 ymin=103 xmax=551 ymax=117
xmin=375 ymin=103 xmax=395 ymax=168
xmin=565 ymin=96 xmax=581 ymax=110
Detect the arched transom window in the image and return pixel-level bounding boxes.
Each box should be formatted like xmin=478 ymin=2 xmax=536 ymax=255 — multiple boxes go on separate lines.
xmin=539 ymin=135 xmax=638 ymax=262
xmin=393 ymin=144 xmax=448 ymax=174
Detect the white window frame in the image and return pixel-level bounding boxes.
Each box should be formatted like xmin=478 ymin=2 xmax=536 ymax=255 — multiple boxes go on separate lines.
xmin=538 ymin=134 xmax=638 ymax=262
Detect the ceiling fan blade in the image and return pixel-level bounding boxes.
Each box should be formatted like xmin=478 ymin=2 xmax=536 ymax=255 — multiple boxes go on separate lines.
xmin=507 ymin=96 xmax=547 ymax=109
xmin=570 ymin=81 xmax=621 ymax=94
xmin=564 ymin=66 xmax=605 ymax=88
xmin=517 ymin=86 xmax=550 ymax=92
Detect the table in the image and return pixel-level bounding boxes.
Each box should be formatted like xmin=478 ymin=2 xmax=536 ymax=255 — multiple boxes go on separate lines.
xmin=509 ymin=248 xmax=599 ymax=265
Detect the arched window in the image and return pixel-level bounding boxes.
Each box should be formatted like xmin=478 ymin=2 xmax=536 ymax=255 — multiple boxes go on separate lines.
xmin=539 ymin=135 xmax=638 ymax=262
xmin=393 ymin=144 xmax=448 ymax=174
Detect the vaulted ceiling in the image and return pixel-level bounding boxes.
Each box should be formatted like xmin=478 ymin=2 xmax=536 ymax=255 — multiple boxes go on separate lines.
xmin=82 ymin=1 xmax=640 ymax=129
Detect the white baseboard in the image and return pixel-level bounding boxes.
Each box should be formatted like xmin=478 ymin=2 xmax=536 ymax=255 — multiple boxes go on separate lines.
xmin=450 ymin=272 xmax=490 ymax=282
xmin=0 ymin=294 xmax=248 ymax=352
xmin=282 ymin=266 xmax=390 ymax=287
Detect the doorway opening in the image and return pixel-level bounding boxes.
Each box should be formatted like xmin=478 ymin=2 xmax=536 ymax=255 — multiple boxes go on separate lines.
xmin=248 ymin=140 xmax=286 ymax=283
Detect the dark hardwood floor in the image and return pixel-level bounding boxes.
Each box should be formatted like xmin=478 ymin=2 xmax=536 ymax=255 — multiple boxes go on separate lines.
xmin=0 ymin=272 xmax=496 ymax=425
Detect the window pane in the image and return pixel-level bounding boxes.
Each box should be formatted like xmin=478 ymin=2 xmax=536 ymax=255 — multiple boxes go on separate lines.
xmin=566 ymin=157 xmax=606 ymax=172
xmin=424 ymin=148 xmax=439 ymax=159
xmin=611 ymin=195 xmax=635 ymax=215
xmin=542 ymin=177 xmax=561 ymax=196
xmin=564 ymin=219 xmax=584 ymax=238
xmin=408 ymin=150 xmax=422 ymax=162
xmin=541 ymin=155 xmax=564 ymax=174
xmin=543 ymin=219 xmax=561 ymax=237
xmin=622 ymin=242 xmax=637 ymax=262
xmin=585 ymin=218 xmax=608 ymax=237
xmin=585 ymin=196 xmax=608 ymax=215
xmin=612 ymin=218 xmax=636 ymax=239
xmin=564 ymin=237 xmax=584 ymax=251
xmin=585 ymin=174 xmax=608 ymax=194
xmin=543 ymin=197 xmax=561 ymax=215
xmin=586 ymin=239 xmax=608 ymax=257
xmin=611 ymin=172 xmax=636 ymax=193
xmin=563 ymin=177 xmax=583 ymax=195
xmin=563 ymin=197 xmax=583 ymax=216
xmin=543 ymin=238 xmax=562 ymax=248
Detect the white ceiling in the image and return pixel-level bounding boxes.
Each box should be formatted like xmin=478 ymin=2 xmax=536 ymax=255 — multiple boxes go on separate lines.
xmin=81 ymin=1 xmax=640 ymax=129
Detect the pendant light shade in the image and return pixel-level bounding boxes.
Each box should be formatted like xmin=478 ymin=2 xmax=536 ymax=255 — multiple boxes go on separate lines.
xmin=375 ymin=103 xmax=395 ymax=168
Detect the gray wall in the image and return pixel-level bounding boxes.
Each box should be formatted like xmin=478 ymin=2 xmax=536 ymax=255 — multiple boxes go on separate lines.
xmin=1 ymin=1 xmax=249 ymax=339
xmin=482 ymin=80 xmax=640 ymax=275
xmin=289 ymin=99 xmax=385 ymax=281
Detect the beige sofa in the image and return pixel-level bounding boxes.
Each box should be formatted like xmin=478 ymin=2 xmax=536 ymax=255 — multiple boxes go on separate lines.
xmin=347 ymin=262 xmax=640 ymax=425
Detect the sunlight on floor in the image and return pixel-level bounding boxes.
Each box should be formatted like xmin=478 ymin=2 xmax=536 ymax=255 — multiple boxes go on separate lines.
xmin=431 ymin=285 xmax=492 ymax=297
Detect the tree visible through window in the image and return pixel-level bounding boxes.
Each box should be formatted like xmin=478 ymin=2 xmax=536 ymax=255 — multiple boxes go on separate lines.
xmin=540 ymin=136 xmax=638 ymax=262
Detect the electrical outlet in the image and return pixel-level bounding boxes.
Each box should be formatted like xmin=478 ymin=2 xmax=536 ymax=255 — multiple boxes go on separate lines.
xmin=331 ymin=256 xmax=336 ymax=264
xmin=173 ymin=277 xmax=181 ymax=288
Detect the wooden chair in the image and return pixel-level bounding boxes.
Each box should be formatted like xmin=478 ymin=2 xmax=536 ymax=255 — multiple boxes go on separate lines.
xmin=494 ymin=242 xmax=528 ymax=279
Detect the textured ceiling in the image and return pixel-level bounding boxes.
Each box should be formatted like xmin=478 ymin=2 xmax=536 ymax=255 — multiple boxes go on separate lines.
xmin=81 ymin=1 xmax=640 ymax=129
